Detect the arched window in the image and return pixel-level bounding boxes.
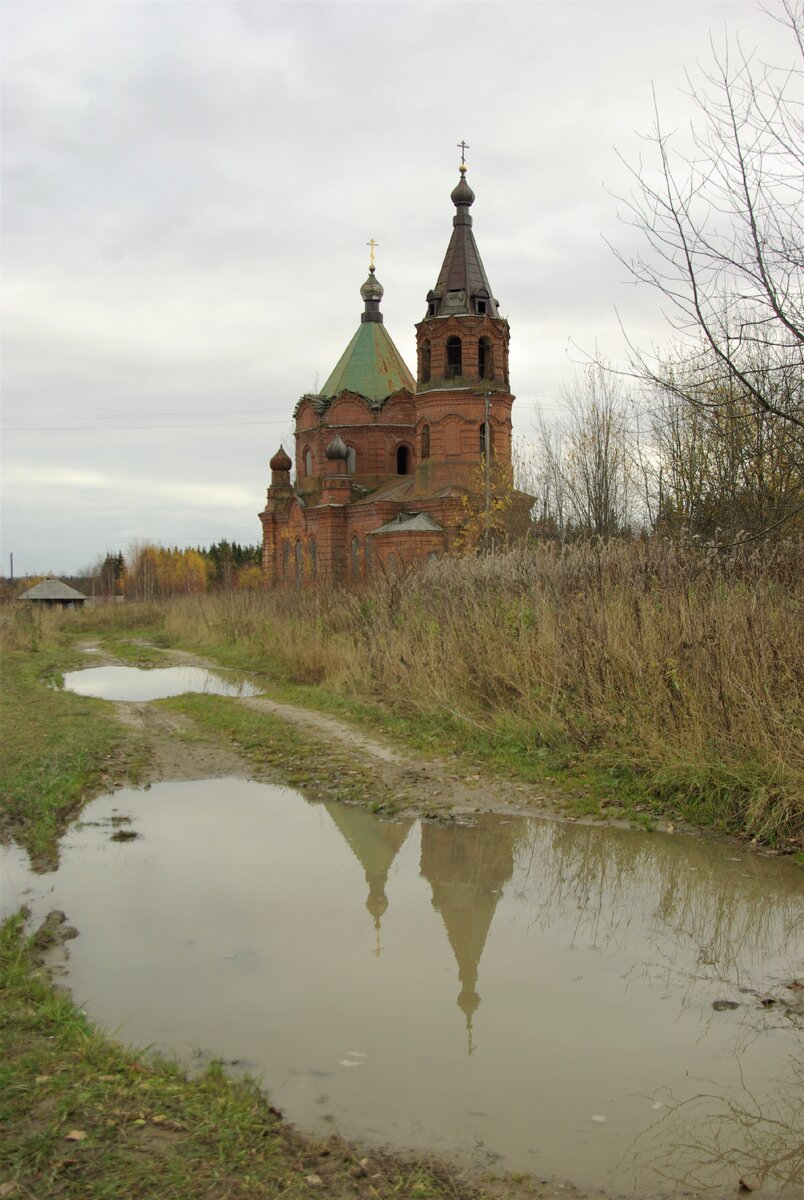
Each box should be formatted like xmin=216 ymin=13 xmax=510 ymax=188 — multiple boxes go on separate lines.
xmin=346 ymin=445 xmax=357 ymax=474
xmin=308 ymin=537 xmax=317 ymax=580
xmin=421 ymin=339 xmax=431 ymax=383
xmin=295 ymin=540 xmax=303 ymax=587
xmin=282 ymin=540 xmax=290 ymax=578
xmin=479 ymin=422 xmax=494 ymax=458
xmin=446 ymin=336 xmax=462 ymax=379
xmin=421 ymin=424 xmax=431 ymax=460
xmin=304 ymin=448 xmax=313 ymax=477
xmin=479 ymin=337 xmax=493 ymax=380
xmin=386 ymin=552 xmax=397 ymax=577
xmin=396 ymin=445 xmax=410 ymax=475
xmin=351 ymin=535 xmax=360 ymax=579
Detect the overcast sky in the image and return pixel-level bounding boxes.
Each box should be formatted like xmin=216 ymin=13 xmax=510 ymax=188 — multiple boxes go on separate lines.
xmin=1 ymin=0 xmax=796 ymax=575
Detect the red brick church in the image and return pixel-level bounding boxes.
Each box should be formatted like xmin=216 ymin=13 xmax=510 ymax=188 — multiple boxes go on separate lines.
xmin=260 ymin=160 xmax=525 ymax=585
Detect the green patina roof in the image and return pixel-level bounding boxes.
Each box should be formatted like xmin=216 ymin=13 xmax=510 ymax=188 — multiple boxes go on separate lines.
xmin=321 ymin=321 xmax=415 ymax=406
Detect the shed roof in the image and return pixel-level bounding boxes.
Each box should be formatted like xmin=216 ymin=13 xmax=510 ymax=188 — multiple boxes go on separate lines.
xmin=17 ymin=579 xmax=87 ymax=601
xmin=368 ymin=512 xmax=444 ymax=536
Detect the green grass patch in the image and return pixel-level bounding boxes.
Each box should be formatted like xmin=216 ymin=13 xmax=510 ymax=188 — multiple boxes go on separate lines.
xmin=0 ymin=645 xmax=139 ymax=869
xmin=102 ymin=638 xmax=168 ymax=667
xmin=645 ymin=760 xmax=803 ymax=846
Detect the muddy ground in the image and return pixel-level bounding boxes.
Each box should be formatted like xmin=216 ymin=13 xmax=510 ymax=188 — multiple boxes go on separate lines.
xmin=8 ymin=641 xmax=796 ymax=1200
xmin=12 ymin=640 xmax=625 ymax=1200
xmin=89 ymin=640 xmax=644 ymax=834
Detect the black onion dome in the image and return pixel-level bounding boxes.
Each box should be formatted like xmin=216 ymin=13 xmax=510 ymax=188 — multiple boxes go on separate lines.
xmin=325 ymin=434 xmax=349 ymax=461
xmin=270 ymin=445 xmax=292 ymax=472
xmin=451 ymin=171 xmax=475 ymax=208
xmin=360 ymin=267 xmax=384 ymax=303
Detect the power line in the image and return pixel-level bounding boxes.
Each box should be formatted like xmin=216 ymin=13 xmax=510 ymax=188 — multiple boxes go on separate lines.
xmin=2 ymin=408 xmax=289 ymax=422
xmin=3 ymin=404 xmax=570 ymax=434
xmin=2 ymin=396 xmax=571 ymax=431
xmin=2 ymin=417 xmax=290 ymax=433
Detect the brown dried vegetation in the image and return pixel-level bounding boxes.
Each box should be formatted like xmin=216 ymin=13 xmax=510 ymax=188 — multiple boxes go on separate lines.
xmin=161 ymin=537 xmax=803 ymax=846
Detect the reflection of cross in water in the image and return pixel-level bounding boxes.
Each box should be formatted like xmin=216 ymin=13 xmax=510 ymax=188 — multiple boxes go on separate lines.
xmin=374 ymin=922 xmax=382 ymax=958
xmin=366 ymin=238 xmax=378 ymax=270
xmin=457 ymin=140 xmax=469 ymax=167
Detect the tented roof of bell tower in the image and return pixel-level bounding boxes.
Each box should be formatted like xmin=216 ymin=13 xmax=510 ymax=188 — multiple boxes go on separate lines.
xmin=427 ymin=167 xmax=500 ymax=318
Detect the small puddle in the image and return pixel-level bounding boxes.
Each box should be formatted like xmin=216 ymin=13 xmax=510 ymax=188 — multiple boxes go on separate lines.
xmin=62 ymin=665 xmax=263 ymax=701
xmin=2 ymin=781 xmax=802 ymax=1195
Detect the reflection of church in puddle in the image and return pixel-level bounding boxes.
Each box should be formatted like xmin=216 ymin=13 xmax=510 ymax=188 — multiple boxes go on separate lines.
xmin=323 ymin=802 xmax=412 ymax=957
xmin=322 ymin=803 xmax=515 ymax=1052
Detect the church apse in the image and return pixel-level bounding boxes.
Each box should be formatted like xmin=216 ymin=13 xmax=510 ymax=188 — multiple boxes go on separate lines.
xmin=419 ymin=818 xmax=515 ymax=1053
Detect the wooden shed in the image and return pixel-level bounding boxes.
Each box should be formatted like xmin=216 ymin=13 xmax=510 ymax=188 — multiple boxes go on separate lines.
xmin=17 ymin=579 xmax=87 ymax=609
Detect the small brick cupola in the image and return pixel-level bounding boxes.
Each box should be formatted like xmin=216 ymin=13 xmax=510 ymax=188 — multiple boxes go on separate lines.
xmin=321 ymin=434 xmax=352 ymax=505
xmin=269 ymin=445 xmax=292 ymax=482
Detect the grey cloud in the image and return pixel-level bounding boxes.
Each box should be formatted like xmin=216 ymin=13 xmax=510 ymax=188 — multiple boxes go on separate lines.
xmin=2 ymin=0 xmax=795 ymax=573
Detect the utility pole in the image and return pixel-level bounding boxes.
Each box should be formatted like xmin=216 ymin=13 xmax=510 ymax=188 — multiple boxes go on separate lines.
xmin=9 ymin=553 xmax=13 ymax=583
xmin=484 ymin=391 xmax=491 ymax=551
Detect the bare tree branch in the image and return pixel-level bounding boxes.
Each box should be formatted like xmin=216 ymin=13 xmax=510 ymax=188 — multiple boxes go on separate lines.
xmin=606 ymin=3 xmax=803 ymax=435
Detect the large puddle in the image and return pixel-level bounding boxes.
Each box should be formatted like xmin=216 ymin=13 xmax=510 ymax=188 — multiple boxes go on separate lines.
xmin=2 ymin=780 xmax=802 ymax=1195
xmin=62 ymin=664 xmax=263 ymax=701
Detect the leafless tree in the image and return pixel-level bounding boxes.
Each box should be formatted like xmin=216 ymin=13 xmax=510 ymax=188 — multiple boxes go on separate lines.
xmin=610 ymin=0 xmax=803 ymax=441
xmin=534 ymin=366 xmax=637 ymax=539
xmin=649 ymin=354 xmax=802 ymax=537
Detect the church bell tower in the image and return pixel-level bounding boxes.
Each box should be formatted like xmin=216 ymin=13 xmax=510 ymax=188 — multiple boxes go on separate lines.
xmin=414 ymin=152 xmax=514 ymax=487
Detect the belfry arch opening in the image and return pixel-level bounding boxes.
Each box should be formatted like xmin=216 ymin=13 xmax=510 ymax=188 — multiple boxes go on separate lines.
xmin=479 ymin=337 xmax=493 ymax=380
xmin=396 ymin=445 xmax=411 ymax=475
xmin=446 ymin=337 xmax=462 ymax=379
xmin=421 ymin=340 xmax=431 ymax=383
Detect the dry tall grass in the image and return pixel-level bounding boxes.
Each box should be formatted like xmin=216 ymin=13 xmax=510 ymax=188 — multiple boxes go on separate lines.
xmin=149 ymin=538 xmax=803 ymax=843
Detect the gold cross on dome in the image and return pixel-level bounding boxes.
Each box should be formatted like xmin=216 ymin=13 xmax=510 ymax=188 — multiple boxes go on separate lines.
xmin=367 ymin=238 xmax=379 ymax=270
xmin=457 ymin=140 xmax=470 ymax=167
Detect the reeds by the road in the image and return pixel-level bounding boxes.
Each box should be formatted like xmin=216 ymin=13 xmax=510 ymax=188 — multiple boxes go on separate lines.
xmin=157 ymin=537 xmax=802 ymax=844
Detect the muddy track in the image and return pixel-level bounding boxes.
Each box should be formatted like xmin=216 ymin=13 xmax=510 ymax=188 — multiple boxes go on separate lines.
xmin=239 ymin=692 xmax=570 ymax=821
xmin=83 ymin=640 xmax=587 ymax=828
xmin=113 ymin=700 xmax=248 ymax=783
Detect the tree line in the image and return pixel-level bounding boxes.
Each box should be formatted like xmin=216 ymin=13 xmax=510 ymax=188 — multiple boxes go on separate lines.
xmin=72 ymin=541 xmax=263 ymax=599
xmin=521 ymin=352 xmax=801 ymax=543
